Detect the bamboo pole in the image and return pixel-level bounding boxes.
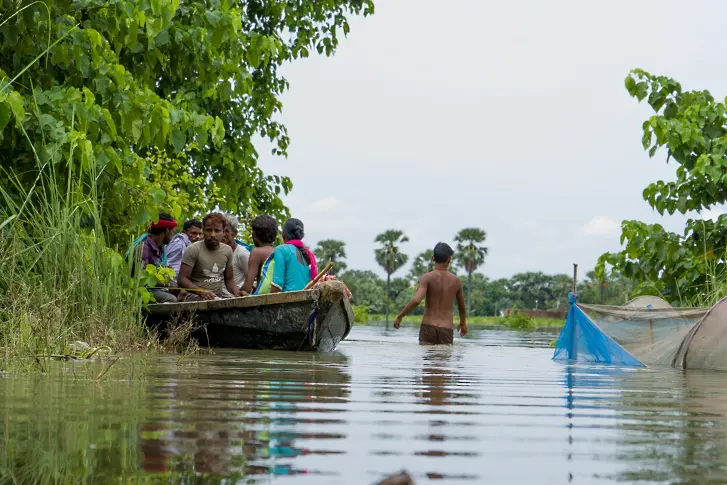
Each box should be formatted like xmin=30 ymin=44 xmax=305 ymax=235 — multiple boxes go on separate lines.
xmin=572 ymin=263 xmax=578 ymax=298
xmin=303 ymin=262 xmax=334 ymax=290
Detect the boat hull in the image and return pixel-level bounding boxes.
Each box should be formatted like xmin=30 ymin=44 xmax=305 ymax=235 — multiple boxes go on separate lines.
xmin=144 ymin=281 xmax=353 ymax=352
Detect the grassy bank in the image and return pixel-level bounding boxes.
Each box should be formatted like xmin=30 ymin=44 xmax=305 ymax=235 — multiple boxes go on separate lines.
xmin=0 ymin=154 xmax=151 ymax=372
xmin=364 ymin=313 xmax=564 ymax=330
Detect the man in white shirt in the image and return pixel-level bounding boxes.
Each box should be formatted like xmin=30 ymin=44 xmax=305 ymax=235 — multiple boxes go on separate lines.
xmin=222 ymin=215 xmax=250 ymax=297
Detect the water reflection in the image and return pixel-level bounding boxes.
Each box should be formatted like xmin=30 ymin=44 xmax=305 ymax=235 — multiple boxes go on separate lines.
xmin=7 ymin=327 xmax=727 ymax=484
xmin=138 ymin=351 xmax=351 ymax=479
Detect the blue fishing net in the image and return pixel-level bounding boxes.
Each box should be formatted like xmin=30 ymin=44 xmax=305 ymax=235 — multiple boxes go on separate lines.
xmin=553 ymin=293 xmax=645 ymax=367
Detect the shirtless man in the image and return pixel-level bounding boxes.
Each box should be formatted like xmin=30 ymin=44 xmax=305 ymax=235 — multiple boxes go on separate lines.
xmin=393 ymin=242 xmax=467 ymax=344
xmin=239 ymin=215 xmax=278 ymax=296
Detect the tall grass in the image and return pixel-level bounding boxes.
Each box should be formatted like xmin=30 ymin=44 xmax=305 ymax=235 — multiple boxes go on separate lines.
xmin=0 ymin=140 xmax=149 ymax=371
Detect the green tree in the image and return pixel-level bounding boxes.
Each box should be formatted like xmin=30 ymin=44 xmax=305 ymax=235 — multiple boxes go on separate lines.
xmin=409 ymin=250 xmax=434 ymax=280
xmin=507 ymin=272 xmax=554 ymax=309
xmin=0 ymin=0 xmax=374 ymax=246
xmin=374 ymin=229 xmax=409 ymax=325
xmin=550 ymin=274 xmax=573 ymax=309
xmin=390 ymin=277 xmax=415 ymax=315
xmin=484 ymin=278 xmax=516 ymax=316
xmin=599 ymin=69 xmax=727 ymax=303
xmin=454 ymin=228 xmax=488 ymax=314
xmin=314 ymin=239 xmax=347 ymax=275
xmin=578 ymin=269 xmax=636 ymax=305
xmin=340 ymin=270 xmax=385 ymax=314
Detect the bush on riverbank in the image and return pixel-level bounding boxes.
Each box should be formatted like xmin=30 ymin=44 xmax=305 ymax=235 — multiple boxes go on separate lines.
xmin=352 ymin=305 xmax=370 ymax=323
xmin=0 ymin=164 xmax=149 ymax=370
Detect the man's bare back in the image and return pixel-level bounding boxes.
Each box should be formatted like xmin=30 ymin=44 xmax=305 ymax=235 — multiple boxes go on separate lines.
xmin=420 ymin=270 xmax=465 ymax=328
xmin=393 ymin=243 xmax=467 ymax=344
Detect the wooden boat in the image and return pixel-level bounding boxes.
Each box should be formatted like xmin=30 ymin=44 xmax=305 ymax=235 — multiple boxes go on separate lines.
xmin=144 ymin=280 xmax=354 ymax=352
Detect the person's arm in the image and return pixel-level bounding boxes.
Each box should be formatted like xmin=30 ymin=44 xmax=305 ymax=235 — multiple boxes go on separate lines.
xmin=393 ymin=277 xmax=428 ymax=329
xmin=456 ymin=280 xmax=467 ymax=336
xmin=240 ymin=249 xmax=262 ymax=295
xmin=237 ymin=249 xmax=250 ymax=290
xmin=224 ymin=251 xmax=241 ymax=296
xmin=178 ymin=263 xmax=216 ymax=300
xmin=165 ymin=238 xmax=183 ymax=275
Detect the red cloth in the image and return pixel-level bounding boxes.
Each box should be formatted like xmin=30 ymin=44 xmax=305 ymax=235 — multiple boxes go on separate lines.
xmin=285 ymin=240 xmax=318 ymax=279
xmin=150 ymin=218 xmax=177 ymax=230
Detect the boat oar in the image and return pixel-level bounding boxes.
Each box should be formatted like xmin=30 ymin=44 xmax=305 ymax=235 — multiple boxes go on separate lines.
xmin=304 ymin=262 xmax=334 ymax=290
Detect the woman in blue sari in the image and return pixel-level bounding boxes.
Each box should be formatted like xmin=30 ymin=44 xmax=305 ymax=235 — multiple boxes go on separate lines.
xmin=254 ymin=218 xmax=318 ymax=294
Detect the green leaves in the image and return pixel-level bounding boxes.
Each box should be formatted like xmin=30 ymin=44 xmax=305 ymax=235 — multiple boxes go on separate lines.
xmin=1 ymin=0 xmax=373 ymax=248
xmin=170 ymin=130 xmax=185 ymax=151
xmin=0 ymin=102 xmax=11 ymax=132
xmin=7 ymin=91 xmax=24 ymax=124
xmin=603 ymin=70 xmax=727 ymax=302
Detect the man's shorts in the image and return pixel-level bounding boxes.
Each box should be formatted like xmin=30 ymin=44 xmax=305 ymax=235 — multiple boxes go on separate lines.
xmin=419 ymin=324 xmax=454 ymax=345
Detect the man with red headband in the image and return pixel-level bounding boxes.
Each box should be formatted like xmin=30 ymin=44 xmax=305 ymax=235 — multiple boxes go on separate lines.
xmin=136 ymin=213 xmax=178 ymax=303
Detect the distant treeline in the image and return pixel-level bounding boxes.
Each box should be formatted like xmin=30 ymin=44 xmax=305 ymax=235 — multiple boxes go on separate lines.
xmin=314 ymin=231 xmax=637 ymax=317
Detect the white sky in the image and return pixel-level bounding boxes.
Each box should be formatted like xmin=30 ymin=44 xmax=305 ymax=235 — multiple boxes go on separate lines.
xmin=258 ymin=0 xmax=727 ymax=280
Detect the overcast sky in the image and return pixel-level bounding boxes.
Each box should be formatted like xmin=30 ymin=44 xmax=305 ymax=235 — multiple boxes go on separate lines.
xmin=258 ymin=0 xmax=727 ymax=280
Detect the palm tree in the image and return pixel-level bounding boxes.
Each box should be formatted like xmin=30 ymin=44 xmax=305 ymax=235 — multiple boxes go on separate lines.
xmin=409 ymin=250 xmax=434 ymax=280
xmin=313 ymin=239 xmax=347 ymax=275
xmin=374 ymin=230 xmax=409 ymax=325
xmin=454 ymin=227 xmax=488 ymax=314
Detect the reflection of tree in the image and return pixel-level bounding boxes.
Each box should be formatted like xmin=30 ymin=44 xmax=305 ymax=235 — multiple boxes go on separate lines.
xmin=0 ymin=352 xmax=352 ymax=484
xmin=139 ymin=351 xmax=352 ymax=480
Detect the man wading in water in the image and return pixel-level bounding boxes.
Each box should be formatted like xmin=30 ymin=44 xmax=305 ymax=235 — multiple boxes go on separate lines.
xmin=393 ymin=242 xmax=467 ymax=345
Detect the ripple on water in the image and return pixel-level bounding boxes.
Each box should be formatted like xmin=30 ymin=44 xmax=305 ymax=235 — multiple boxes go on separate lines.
xmin=4 ymin=325 xmax=727 ymax=484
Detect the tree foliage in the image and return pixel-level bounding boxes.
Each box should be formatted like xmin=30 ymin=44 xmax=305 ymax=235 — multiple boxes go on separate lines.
xmin=454 ymin=227 xmax=488 ymax=313
xmin=409 ymin=249 xmax=434 ymax=280
xmin=599 ymin=69 xmax=727 ymax=302
xmin=0 ymin=0 xmax=374 ymax=246
xmin=313 ymin=239 xmax=347 ymax=274
xmin=374 ymin=230 xmax=409 ymax=276
xmin=454 ymin=228 xmax=488 ymax=273
xmin=342 ymin=266 xmax=629 ymax=317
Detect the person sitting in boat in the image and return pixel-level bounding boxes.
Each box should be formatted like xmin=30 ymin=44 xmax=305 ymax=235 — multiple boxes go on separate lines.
xmin=127 ymin=213 xmax=178 ymax=303
xmin=240 ymin=215 xmax=278 ymax=295
xmin=165 ymin=219 xmax=203 ymax=276
xmin=221 ymin=215 xmax=250 ymax=297
xmin=177 ymin=212 xmax=242 ymax=301
xmin=254 ymin=218 xmax=317 ymax=295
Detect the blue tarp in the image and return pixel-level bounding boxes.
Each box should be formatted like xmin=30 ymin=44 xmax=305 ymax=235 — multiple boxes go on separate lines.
xmin=552 ymin=293 xmax=645 ymax=367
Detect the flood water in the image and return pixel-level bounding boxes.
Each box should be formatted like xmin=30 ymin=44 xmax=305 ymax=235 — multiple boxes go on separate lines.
xmin=4 ymin=325 xmax=727 ymax=484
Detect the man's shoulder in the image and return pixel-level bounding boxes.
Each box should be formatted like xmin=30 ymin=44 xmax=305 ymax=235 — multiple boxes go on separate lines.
xmin=251 ymin=245 xmax=274 ymax=259
xmin=169 ymin=233 xmax=188 ymax=247
xmin=232 ymin=244 xmax=249 ymax=260
xmin=234 ymin=245 xmax=250 ymax=256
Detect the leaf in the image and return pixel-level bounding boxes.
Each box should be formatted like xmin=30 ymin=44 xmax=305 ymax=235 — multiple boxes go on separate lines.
xmin=0 ymin=102 xmax=10 ymax=132
xmin=624 ymin=75 xmax=635 ymax=94
xmin=131 ymin=119 xmax=142 ymax=143
xmin=634 ymin=82 xmax=649 ymax=102
xmin=171 ymin=130 xmax=186 ymax=151
xmin=7 ymin=91 xmax=24 ymax=123
xmin=155 ymin=30 xmax=170 ymax=46
xmin=663 ymin=101 xmax=678 ymax=119
xmin=150 ymin=186 xmax=166 ymax=204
